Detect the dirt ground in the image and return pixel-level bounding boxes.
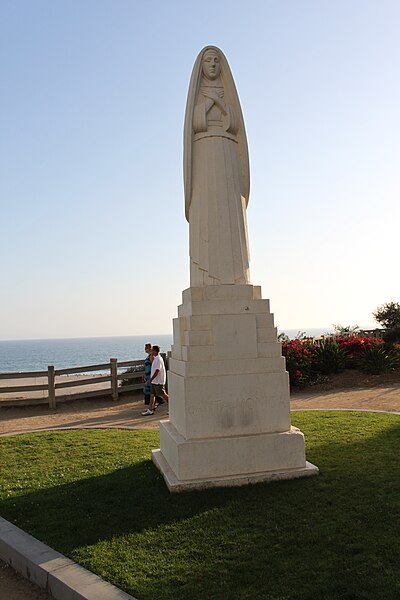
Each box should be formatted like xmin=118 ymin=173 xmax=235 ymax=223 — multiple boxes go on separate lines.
xmin=0 ymin=560 xmax=53 ymax=600
xmin=291 ymin=369 xmax=400 ymax=413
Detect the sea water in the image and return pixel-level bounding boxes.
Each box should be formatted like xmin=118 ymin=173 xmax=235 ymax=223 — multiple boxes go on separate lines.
xmin=0 ymin=335 xmax=173 ymax=373
xmin=0 ymin=329 xmax=331 ymax=373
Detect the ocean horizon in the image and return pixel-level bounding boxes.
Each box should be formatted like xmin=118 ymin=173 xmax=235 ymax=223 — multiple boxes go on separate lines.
xmin=0 ymin=335 xmax=173 ymax=373
xmin=0 ymin=329 xmax=333 ymax=373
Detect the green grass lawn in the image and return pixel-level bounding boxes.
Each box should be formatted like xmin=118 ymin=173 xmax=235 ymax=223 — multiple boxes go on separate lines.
xmin=0 ymin=412 xmax=399 ymax=600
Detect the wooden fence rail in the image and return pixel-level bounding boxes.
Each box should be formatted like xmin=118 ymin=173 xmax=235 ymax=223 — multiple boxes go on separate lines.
xmin=0 ymin=358 xmax=147 ymax=408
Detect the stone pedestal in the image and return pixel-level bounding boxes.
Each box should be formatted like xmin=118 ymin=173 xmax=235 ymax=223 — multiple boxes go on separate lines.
xmin=152 ymin=284 xmax=318 ymax=491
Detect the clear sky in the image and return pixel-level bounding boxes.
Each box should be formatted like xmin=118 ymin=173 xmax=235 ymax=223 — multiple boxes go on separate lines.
xmin=1 ymin=0 xmax=399 ymax=340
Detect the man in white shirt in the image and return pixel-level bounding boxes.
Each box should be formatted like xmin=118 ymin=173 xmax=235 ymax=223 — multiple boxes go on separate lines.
xmin=141 ymin=345 xmax=169 ymax=416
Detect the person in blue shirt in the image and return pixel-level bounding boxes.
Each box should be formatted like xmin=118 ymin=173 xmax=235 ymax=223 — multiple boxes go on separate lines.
xmin=143 ymin=343 xmax=153 ymax=405
xmin=142 ymin=345 xmax=169 ymax=416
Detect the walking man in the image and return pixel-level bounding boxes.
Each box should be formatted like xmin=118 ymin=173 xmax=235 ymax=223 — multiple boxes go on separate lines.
xmin=142 ymin=345 xmax=168 ymax=416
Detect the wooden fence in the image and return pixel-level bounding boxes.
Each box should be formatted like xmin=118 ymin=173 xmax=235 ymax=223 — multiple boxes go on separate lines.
xmin=0 ymin=358 xmax=148 ymax=408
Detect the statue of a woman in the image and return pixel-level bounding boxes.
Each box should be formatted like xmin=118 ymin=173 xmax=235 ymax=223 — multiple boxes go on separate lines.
xmin=184 ymin=46 xmax=251 ymax=286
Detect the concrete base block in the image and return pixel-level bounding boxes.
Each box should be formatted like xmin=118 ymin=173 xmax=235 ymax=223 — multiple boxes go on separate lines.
xmin=152 ymin=450 xmax=319 ymax=492
xmin=158 ymin=420 xmax=310 ymax=482
xmin=167 ymin=370 xmax=291 ymax=439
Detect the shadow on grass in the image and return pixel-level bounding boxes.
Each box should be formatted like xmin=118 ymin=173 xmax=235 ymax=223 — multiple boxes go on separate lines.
xmin=1 ymin=413 xmax=399 ymax=600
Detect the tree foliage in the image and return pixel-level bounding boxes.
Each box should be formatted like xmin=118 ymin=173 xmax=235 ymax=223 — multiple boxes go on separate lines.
xmin=373 ymin=302 xmax=400 ymax=329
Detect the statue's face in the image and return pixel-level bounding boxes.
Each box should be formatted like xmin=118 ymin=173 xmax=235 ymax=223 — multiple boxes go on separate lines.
xmin=202 ymin=50 xmax=221 ymax=80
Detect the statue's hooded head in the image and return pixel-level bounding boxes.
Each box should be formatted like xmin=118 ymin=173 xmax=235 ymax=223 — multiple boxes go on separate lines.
xmin=201 ymin=48 xmax=221 ymax=81
xmin=184 ymin=46 xmax=250 ymax=221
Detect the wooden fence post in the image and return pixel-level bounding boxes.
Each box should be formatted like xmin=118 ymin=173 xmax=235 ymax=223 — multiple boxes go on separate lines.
xmin=48 ymin=365 xmax=56 ymax=409
xmin=110 ymin=358 xmax=118 ymax=401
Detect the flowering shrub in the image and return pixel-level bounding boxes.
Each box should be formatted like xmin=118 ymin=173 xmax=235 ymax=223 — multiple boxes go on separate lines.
xmin=337 ymin=335 xmax=382 ymax=355
xmin=336 ymin=336 xmax=383 ymax=368
xmin=281 ymin=339 xmax=316 ymax=387
xmin=281 ymin=334 xmax=394 ymax=386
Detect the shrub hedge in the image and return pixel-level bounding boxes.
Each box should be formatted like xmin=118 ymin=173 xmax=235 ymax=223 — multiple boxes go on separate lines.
xmin=281 ymin=335 xmax=400 ymax=387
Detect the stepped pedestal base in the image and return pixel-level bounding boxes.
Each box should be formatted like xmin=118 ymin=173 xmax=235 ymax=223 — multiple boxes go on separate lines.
xmin=153 ymin=447 xmax=318 ymax=492
xmin=156 ymin=284 xmax=318 ymax=491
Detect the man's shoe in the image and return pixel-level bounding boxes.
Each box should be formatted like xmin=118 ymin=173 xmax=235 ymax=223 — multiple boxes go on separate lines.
xmin=141 ymin=409 xmax=154 ymax=416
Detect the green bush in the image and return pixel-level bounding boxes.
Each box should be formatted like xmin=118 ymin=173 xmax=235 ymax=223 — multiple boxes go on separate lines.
xmin=313 ymin=340 xmax=347 ymax=374
xmin=360 ymin=345 xmax=399 ymax=374
xmin=383 ymin=326 xmax=400 ymax=345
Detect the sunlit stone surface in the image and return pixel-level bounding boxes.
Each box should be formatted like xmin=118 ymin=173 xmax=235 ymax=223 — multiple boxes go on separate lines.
xmin=152 ymin=46 xmax=318 ymax=491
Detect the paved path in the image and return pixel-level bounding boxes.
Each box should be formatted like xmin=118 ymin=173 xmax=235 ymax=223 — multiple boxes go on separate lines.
xmin=291 ymin=384 xmax=400 ymax=414
xmin=0 ymin=393 xmax=164 ymax=437
xmin=1 ymin=385 xmax=399 ymax=438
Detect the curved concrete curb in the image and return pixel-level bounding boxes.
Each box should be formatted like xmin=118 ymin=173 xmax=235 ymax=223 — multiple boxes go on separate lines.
xmin=0 ymin=517 xmax=137 ymax=600
xmin=0 ymin=425 xmax=142 ymax=438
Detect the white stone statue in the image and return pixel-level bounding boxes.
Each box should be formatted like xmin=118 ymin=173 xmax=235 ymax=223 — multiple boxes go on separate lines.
xmin=184 ymin=46 xmax=250 ymax=286
xmin=152 ymin=46 xmax=318 ymax=492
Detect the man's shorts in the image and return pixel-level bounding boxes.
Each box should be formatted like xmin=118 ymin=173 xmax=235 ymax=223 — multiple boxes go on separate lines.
xmin=150 ymin=383 xmax=166 ymax=397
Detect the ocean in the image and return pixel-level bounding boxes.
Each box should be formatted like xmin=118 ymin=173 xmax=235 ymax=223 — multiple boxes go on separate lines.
xmin=0 ymin=335 xmax=173 ymax=373
xmin=0 ymin=329 xmax=331 ymax=374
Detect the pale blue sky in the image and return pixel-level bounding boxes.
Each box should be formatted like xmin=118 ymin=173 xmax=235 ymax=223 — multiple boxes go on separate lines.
xmin=1 ymin=0 xmax=399 ymax=340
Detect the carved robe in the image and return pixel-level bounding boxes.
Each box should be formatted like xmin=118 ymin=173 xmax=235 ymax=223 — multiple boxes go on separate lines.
xmin=184 ymin=47 xmax=250 ymax=286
